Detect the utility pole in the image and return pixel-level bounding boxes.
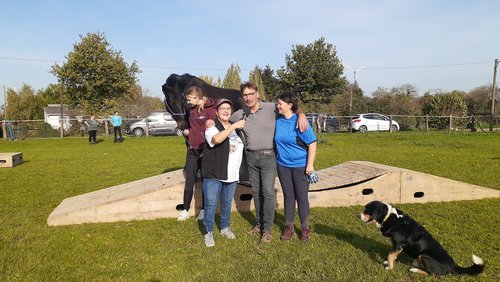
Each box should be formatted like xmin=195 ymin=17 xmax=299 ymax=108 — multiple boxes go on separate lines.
xmin=345 ymin=65 xmax=367 ymax=133
xmin=60 ymin=90 xmax=64 ymax=138
xmin=490 ymin=59 xmax=498 ymax=132
xmin=345 ymin=65 xmax=367 ymax=116
xmin=3 ymin=85 xmax=6 ymax=120
xmin=2 ymin=85 xmax=6 ymax=140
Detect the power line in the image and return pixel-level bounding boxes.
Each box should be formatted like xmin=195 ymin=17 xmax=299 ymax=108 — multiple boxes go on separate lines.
xmin=0 ymin=55 xmax=496 ymax=71
xmin=0 ymin=56 xmax=60 ymax=63
xmin=0 ymin=56 xmax=242 ymax=71
xmin=140 ymin=65 xmax=230 ymax=71
xmin=365 ymin=61 xmax=492 ymax=70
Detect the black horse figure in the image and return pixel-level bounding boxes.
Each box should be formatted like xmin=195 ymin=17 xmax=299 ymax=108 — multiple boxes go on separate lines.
xmin=162 ymin=73 xmax=251 ymax=184
xmin=162 ymin=73 xmax=245 ymax=130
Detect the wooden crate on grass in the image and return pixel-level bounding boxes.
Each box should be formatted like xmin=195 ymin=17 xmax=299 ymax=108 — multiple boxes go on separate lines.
xmin=0 ymin=152 xmax=23 ymax=168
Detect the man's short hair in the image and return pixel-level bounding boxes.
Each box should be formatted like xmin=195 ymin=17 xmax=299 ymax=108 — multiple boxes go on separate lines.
xmin=240 ymin=82 xmax=259 ymax=93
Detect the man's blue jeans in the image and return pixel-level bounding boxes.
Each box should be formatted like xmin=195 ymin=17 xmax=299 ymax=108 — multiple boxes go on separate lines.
xmin=7 ymin=123 xmax=15 ymax=140
xmin=202 ymin=178 xmax=237 ymax=233
xmin=245 ymin=151 xmax=276 ymax=233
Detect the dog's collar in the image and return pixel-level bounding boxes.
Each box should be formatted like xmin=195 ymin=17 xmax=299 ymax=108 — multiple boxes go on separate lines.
xmin=382 ymin=203 xmax=403 ymax=223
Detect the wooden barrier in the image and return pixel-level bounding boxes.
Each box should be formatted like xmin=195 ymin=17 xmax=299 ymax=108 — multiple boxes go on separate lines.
xmin=0 ymin=152 xmax=23 ymax=168
xmin=47 ymin=161 xmax=500 ymax=226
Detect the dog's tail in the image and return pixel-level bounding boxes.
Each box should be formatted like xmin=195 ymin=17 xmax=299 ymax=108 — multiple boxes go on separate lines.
xmin=453 ymin=255 xmax=485 ymax=275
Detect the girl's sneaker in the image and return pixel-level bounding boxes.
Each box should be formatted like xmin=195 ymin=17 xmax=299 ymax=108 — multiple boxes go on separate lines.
xmin=177 ymin=209 xmax=189 ymax=221
xmin=220 ymin=227 xmax=236 ymax=239
xmin=204 ymin=232 xmax=215 ymax=247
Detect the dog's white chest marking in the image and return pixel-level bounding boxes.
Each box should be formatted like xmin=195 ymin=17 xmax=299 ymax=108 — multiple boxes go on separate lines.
xmin=377 ymin=203 xmax=403 ymax=228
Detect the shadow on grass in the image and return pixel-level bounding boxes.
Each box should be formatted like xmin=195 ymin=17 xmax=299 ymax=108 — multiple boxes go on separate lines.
xmin=237 ymin=210 xmax=255 ymax=228
xmin=233 ymin=202 xmax=289 ymax=233
xmin=274 ymin=211 xmax=286 ymax=231
xmin=197 ymin=216 xmax=205 ymax=235
xmin=314 ymin=223 xmax=412 ymax=265
xmin=196 ymin=215 xmax=229 ymax=235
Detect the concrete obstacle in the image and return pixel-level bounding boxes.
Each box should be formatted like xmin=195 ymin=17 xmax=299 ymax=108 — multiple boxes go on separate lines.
xmin=0 ymin=152 xmax=23 ymax=168
xmin=47 ymin=161 xmax=500 ymax=226
xmin=305 ymin=161 xmax=500 ymax=207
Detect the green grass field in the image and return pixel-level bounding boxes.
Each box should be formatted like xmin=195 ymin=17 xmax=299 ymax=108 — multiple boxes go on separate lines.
xmin=1 ymin=132 xmax=499 ymax=281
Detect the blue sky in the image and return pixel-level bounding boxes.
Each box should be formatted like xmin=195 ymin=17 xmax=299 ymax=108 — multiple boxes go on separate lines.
xmin=1 ymin=0 xmax=499 ymax=105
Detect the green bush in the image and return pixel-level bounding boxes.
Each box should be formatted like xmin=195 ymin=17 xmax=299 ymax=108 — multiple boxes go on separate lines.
xmin=35 ymin=122 xmax=60 ymax=137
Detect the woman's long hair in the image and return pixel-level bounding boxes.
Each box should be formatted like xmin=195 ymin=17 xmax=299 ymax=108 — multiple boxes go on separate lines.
xmin=185 ymin=86 xmax=207 ymax=113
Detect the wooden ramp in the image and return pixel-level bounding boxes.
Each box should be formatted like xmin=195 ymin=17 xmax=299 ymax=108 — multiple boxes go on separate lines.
xmin=47 ymin=161 xmax=500 ymax=226
xmin=306 ymin=161 xmax=500 ymax=207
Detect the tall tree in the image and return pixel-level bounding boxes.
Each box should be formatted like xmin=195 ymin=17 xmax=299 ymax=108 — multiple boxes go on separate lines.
xmin=216 ymin=76 xmax=223 ymax=88
xmin=37 ymin=84 xmax=68 ymax=107
xmin=260 ymin=64 xmax=281 ymax=102
xmin=328 ymin=83 xmax=366 ymax=116
xmin=222 ymin=64 xmax=241 ymax=90
xmin=199 ymin=75 xmax=215 ymax=86
xmin=421 ymin=90 xmax=468 ymax=129
xmin=5 ymin=84 xmax=44 ymax=120
xmin=115 ymin=95 xmax=164 ymax=118
xmin=467 ymin=85 xmax=494 ymax=115
xmin=248 ymin=66 xmax=266 ymax=100
xmin=421 ymin=90 xmax=467 ymax=117
xmin=51 ymin=32 xmax=141 ymax=114
xmin=277 ymin=37 xmax=347 ymax=107
xmin=370 ymin=84 xmax=420 ymax=115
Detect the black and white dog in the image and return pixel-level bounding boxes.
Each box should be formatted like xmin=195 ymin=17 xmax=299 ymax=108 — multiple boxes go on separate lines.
xmin=360 ymin=201 xmax=485 ymax=276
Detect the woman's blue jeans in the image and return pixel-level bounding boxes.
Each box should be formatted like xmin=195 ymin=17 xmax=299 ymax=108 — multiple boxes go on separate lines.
xmin=203 ymin=178 xmax=237 ymax=233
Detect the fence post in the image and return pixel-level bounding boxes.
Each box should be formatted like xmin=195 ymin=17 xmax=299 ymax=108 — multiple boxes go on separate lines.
xmin=104 ymin=120 xmax=109 ymax=136
xmin=145 ymin=119 xmax=149 ymax=137
xmin=1 ymin=120 xmax=6 ymax=139
xmin=449 ymin=115 xmax=453 ymax=132
xmin=425 ymin=115 xmax=429 ymax=132
xmin=389 ymin=115 xmax=393 ymax=133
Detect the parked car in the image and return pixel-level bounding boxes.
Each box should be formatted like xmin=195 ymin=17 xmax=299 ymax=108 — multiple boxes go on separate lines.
xmin=125 ymin=112 xmax=178 ymax=137
xmin=351 ymin=113 xmax=399 ymax=133
xmin=306 ymin=113 xmax=337 ymax=133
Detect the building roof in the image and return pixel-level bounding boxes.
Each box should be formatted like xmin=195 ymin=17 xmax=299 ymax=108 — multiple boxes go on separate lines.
xmin=44 ymin=104 xmax=70 ymax=116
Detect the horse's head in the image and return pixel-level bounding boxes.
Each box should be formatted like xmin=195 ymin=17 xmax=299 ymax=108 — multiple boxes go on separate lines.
xmin=161 ymin=74 xmax=193 ymax=130
xmin=162 ymin=73 xmax=247 ymax=130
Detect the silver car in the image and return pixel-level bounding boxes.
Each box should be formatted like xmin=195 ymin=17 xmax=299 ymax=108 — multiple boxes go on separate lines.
xmin=351 ymin=113 xmax=399 ymax=133
xmin=125 ymin=112 xmax=178 ymax=137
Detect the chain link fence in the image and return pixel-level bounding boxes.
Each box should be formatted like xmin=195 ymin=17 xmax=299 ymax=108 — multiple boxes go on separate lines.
xmin=0 ymin=117 xmax=144 ymax=140
xmin=1 ymin=115 xmax=499 ymax=140
xmin=301 ymin=114 xmax=499 ymax=134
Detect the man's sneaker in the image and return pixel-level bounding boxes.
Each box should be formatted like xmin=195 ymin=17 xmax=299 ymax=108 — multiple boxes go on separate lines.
xmin=300 ymin=228 xmax=310 ymax=242
xmin=204 ymin=232 xmax=215 ymax=247
xmin=280 ymin=225 xmax=295 ymax=241
xmin=196 ymin=209 xmax=204 ymax=221
xmin=177 ymin=209 xmax=189 ymax=221
xmin=248 ymin=225 xmax=261 ymax=235
xmin=260 ymin=231 xmax=272 ymax=243
xmin=220 ymin=227 xmax=236 ymax=239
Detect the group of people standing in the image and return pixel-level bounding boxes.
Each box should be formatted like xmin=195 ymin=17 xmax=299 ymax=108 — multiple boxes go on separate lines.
xmin=178 ymin=82 xmax=318 ymax=247
xmin=84 ymin=111 xmax=123 ymax=144
xmin=1 ymin=120 xmax=17 ymax=140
